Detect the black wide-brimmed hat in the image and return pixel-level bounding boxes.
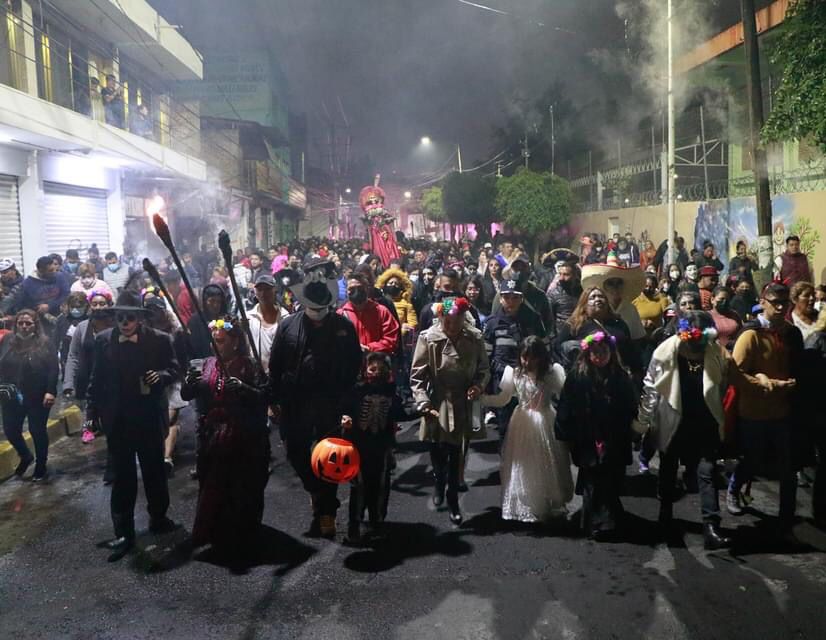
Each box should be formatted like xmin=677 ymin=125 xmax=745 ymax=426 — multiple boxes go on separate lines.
xmin=111 ymin=290 xmax=151 ymax=315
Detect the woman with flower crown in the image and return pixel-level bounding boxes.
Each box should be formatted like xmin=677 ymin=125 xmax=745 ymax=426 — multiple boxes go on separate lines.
xmin=410 ymin=296 xmax=490 ymax=526
xmin=181 ymin=315 xmax=270 ymax=558
xmin=554 ymin=328 xmax=638 ymax=540
xmin=635 ymin=310 xmax=733 ymax=550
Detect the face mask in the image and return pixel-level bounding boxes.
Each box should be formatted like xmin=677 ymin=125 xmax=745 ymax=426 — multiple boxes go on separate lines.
xmin=384 ymin=284 xmax=401 ymax=297
xmin=305 ymin=307 xmax=329 ymax=321
xmin=348 ymin=289 xmax=368 ymax=305
xmin=409 ymin=274 xmax=419 ymax=283
xmin=90 ymin=309 xmax=108 ymax=319
xmin=715 ymin=300 xmax=730 ymax=313
xmin=66 ymin=262 xmax=79 ymax=273
xmin=69 ymin=308 xmax=84 ymax=318
xmin=17 ymin=331 xmax=35 ymax=340
xmin=107 ymin=263 xmax=120 ymax=272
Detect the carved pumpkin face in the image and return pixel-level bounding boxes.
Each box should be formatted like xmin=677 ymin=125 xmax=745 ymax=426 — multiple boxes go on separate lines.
xmin=311 ymin=437 xmax=361 ymax=484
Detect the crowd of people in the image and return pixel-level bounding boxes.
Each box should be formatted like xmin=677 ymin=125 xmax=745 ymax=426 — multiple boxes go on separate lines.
xmin=1 ymin=226 xmax=824 ymax=563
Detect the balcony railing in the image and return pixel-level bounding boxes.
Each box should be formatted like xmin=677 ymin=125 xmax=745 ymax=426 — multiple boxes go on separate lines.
xmin=0 ymin=4 xmax=202 ymax=161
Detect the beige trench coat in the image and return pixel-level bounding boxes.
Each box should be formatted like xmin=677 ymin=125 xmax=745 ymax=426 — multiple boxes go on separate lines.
xmin=409 ymin=322 xmax=491 ymax=446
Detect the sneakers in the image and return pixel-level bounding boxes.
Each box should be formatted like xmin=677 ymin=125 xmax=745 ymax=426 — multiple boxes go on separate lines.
xmin=32 ymin=466 xmax=48 ymax=482
xmin=319 ymin=515 xmax=336 ymax=539
xmin=638 ymin=459 xmax=650 ymax=475
xmin=149 ymin=516 xmax=177 ymax=535
xmin=81 ymin=428 xmax=96 ymax=444
xmin=726 ymin=491 xmax=744 ymax=516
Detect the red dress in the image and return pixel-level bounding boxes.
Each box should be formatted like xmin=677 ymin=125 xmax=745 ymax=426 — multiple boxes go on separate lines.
xmin=182 ymin=356 xmax=269 ymax=551
xmin=369 ymin=223 xmax=401 ymax=268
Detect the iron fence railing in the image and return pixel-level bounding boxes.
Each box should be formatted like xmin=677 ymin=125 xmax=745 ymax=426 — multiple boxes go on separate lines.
xmin=575 ymin=163 xmax=826 ymax=212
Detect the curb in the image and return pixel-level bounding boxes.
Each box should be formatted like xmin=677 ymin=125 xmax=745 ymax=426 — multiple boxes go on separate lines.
xmin=0 ymin=405 xmax=82 ymax=481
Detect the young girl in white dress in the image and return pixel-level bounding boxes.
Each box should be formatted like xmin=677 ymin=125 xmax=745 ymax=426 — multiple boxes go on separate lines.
xmin=482 ymin=336 xmax=574 ymax=522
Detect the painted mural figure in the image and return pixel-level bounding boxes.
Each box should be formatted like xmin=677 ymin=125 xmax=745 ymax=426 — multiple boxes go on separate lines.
xmin=360 ymin=178 xmax=401 ymax=268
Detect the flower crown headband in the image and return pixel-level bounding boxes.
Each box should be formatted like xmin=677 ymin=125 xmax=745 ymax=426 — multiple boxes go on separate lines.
xmin=86 ymin=288 xmax=112 ymax=303
xmin=208 ymin=318 xmax=234 ymax=332
xmin=432 ymin=296 xmax=470 ymax=318
xmin=580 ymin=331 xmax=616 ymax=351
xmin=677 ymin=318 xmax=717 ymax=344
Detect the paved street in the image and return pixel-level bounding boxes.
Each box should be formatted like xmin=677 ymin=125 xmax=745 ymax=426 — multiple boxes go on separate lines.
xmin=1 ymin=410 xmax=825 ymax=640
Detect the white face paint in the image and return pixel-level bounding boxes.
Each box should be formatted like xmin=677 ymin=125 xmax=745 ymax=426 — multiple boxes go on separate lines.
xmin=685 ymin=264 xmax=698 ymax=281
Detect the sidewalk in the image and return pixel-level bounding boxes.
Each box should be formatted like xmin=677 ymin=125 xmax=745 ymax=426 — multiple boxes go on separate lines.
xmin=0 ymin=404 xmax=82 ymax=480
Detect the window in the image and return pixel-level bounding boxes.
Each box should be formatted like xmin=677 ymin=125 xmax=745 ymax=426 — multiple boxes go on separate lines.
xmin=0 ymin=1 xmax=26 ymax=91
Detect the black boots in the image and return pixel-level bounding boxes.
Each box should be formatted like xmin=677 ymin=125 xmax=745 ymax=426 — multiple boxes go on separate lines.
xmin=703 ymin=522 xmax=732 ymax=550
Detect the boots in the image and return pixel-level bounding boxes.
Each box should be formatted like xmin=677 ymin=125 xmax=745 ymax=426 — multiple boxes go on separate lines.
xmin=703 ymin=522 xmax=732 ymax=550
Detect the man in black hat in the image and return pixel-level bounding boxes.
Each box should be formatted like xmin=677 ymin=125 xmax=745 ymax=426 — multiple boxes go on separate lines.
xmin=269 ymin=261 xmax=362 ymax=538
xmin=492 ymin=256 xmax=552 ymax=334
xmin=483 ymin=278 xmax=546 ymax=443
xmin=86 ymin=292 xmax=180 ymax=561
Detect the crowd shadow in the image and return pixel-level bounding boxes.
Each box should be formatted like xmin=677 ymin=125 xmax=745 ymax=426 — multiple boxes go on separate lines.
xmin=343 ymin=521 xmax=473 ymax=573
xmin=193 ymin=525 xmax=317 ymax=575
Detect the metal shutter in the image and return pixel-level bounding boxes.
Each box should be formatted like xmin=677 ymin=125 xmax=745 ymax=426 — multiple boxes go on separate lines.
xmin=42 ymin=182 xmax=110 ymax=258
xmin=0 ymin=174 xmax=23 ymax=269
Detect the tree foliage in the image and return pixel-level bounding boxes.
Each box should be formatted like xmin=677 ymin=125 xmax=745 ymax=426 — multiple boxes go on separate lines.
xmin=441 ymin=171 xmax=497 ymax=225
xmin=762 ymin=0 xmax=826 ymax=153
xmin=495 ymin=168 xmax=572 ymax=238
xmin=420 ymin=186 xmax=446 ymax=222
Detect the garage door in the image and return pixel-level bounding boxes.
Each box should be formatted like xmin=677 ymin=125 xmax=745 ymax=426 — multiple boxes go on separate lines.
xmin=42 ymin=182 xmax=110 ymax=259
xmin=0 ymin=174 xmax=23 ymax=269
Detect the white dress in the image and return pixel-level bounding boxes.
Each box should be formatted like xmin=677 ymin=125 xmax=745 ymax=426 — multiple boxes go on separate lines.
xmin=483 ymin=365 xmax=574 ymax=522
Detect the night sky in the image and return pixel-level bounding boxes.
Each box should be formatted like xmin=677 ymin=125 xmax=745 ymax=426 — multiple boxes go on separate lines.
xmin=155 ymin=0 xmax=761 ymax=179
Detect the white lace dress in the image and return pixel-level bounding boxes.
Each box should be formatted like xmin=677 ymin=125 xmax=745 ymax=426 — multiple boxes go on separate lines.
xmin=483 ymin=365 xmax=574 ymax=522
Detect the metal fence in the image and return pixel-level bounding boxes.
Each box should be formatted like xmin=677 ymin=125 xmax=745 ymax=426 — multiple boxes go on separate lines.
xmin=576 ymin=162 xmax=826 ymax=212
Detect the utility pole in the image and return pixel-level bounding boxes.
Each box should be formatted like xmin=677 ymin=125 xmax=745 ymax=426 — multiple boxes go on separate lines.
xmin=740 ymin=0 xmax=774 ymax=280
xmin=666 ymin=0 xmax=676 ymax=265
xmin=522 ymin=128 xmax=530 ymax=169
xmin=699 ymin=105 xmax=711 ymax=201
xmin=549 ymin=105 xmax=555 ymax=175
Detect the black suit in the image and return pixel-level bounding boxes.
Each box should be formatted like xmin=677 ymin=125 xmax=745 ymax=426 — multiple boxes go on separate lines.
xmin=87 ymin=325 xmax=179 ymax=539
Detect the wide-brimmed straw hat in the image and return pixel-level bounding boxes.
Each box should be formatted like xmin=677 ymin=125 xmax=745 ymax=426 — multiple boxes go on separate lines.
xmin=581 ymin=263 xmax=646 ymax=304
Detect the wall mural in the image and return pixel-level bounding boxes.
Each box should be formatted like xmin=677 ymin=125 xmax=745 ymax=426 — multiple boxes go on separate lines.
xmin=694 ymin=196 xmax=821 ymax=276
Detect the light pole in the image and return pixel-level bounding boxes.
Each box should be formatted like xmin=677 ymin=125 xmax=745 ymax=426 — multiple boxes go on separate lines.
xmin=666 ymin=0 xmax=676 ymax=265
xmin=420 ymin=136 xmax=463 ymax=173
xmin=549 ymin=105 xmax=556 ymax=175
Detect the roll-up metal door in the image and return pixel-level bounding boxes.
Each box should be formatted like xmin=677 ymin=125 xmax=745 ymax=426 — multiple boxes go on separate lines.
xmin=0 ymin=174 xmax=23 ymax=269
xmin=42 ymin=182 xmax=110 ymax=258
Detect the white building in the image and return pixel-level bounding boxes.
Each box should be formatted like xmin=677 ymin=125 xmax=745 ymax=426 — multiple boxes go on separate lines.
xmin=0 ymin=0 xmax=206 ymax=273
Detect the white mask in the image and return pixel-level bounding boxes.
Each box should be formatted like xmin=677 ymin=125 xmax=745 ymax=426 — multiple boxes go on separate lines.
xmin=305 ymin=307 xmax=329 ymax=321
xmin=685 ymin=265 xmax=698 ymax=281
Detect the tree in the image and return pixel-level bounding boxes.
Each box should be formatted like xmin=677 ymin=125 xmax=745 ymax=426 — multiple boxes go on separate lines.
xmin=420 ymin=186 xmax=446 ymax=222
xmin=495 ymin=168 xmax=572 ymax=262
xmin=441 ymin=171 xmax=497 ymax=239
xmin=762 ymin=0 xmax=826 ymax=153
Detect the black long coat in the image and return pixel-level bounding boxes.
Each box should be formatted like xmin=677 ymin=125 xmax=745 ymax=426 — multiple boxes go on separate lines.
xmin=86 ymin=326 xmax=178 ymax=433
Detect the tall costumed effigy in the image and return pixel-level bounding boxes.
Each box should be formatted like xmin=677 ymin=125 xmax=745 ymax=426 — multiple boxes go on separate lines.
xmin=360 ymin=175 xmax=400 ymax=267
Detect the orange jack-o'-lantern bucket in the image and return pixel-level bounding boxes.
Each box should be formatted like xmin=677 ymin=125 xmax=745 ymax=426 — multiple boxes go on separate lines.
xmin=311 ymin=437 xmax=361 ymax=484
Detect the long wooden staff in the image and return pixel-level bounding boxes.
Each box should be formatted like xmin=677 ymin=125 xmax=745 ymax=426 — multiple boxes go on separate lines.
xmin=152 ymin=214 xmax=226 ymax=372
xmin=142 ymin=258 xmax=188 ymax=335
xmin=217 ymin=230 xmax=265 ymax=375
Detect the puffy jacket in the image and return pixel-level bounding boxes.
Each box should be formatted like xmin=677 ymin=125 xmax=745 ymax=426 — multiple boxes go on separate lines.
xmin=636 ymin=335 xmax=727 ymax=453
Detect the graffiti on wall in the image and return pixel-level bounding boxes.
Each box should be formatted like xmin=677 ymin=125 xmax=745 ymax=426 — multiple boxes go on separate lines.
xmin=693 ymin=196 xmax=821 ymax=275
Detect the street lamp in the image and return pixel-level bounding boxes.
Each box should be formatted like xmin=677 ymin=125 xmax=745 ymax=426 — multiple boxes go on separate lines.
xmin=344 ymin=187 xmax=352 ymax=194
xmin=404 ymin=191 xmax=412 ymax=199
xmin=420 ymin=136 xmax=432 ymax=146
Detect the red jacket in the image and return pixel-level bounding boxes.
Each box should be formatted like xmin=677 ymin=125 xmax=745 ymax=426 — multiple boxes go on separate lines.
xmin=338 ymin=299 xmax=400 ymax=354
xmin=177 ymin=288 xmax=194 ymax=328
xmin=779 ymin=252 xmax=811 ymax=286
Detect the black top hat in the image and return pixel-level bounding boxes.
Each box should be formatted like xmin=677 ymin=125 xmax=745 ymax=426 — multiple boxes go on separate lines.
xmin=112 ymin=290 xmax=150 ymax=315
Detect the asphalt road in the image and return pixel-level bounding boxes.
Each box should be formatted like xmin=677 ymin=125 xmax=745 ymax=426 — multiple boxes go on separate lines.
xmin=1 ymin=409 xmax=825 ymax=640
